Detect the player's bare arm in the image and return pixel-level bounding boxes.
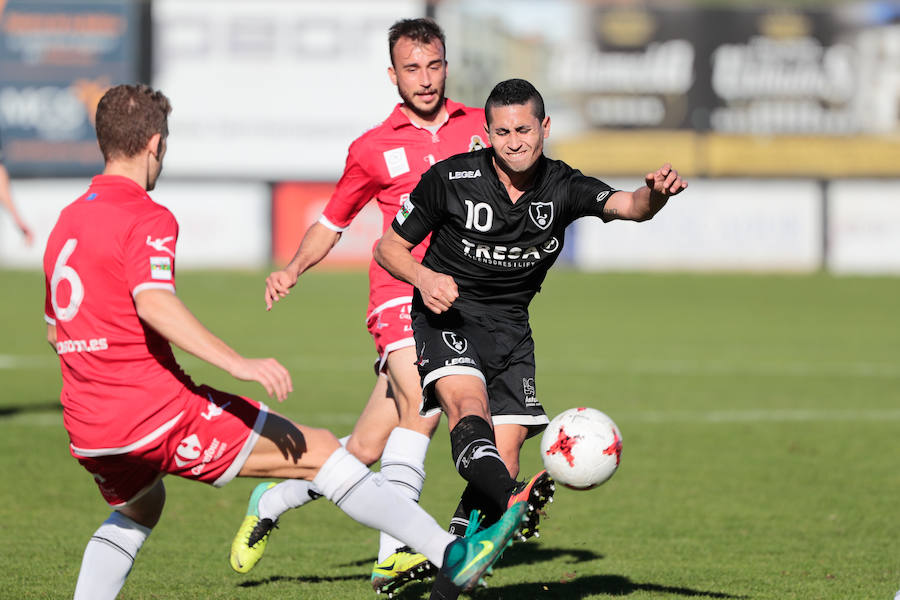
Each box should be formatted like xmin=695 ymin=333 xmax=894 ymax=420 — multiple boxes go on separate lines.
xmin=46 ymin=324 xmax=57 ymax=349
xmin=0 ymin=163 xmax=34 ymax=245
xmin=604 ymin=163 xmax=687 ymax=222
xmin=374 ymin=228 xmax=458 ymax=314
xmin=265 ymin=221 xmax=342 ymax=311
xmin=135 ymin=288 xmax=293 ymax=401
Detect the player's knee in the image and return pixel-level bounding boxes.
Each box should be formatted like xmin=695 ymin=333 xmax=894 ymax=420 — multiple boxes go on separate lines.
xmin=345 ymin=435 xmax=380 ymax=467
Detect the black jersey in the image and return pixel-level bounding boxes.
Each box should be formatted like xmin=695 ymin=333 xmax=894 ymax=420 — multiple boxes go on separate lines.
xmin=392 ymin=147 xmax=617 ymax=314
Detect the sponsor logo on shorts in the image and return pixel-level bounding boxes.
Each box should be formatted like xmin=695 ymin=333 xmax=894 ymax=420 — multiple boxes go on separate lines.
xmin=200 ymin=394 xmax=230 ymax=421
xmin=416 ymin=342 xmax=429 ymax=367
xmin=191 ymin=437 xmax=227 ymax=476
xmin=175 ymin=433 xmax=203 ymax=467
xmin=444 ymin=356 xmax=476 ymax=367
xmin=523 ymin=377 xmax=539 ymax=407
xmin=442 ymin=331 xmax=467 ymax=354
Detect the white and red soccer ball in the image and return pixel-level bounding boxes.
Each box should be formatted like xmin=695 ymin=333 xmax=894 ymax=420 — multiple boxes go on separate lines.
xmin=540 ymin=407 xmax=622 ymax=490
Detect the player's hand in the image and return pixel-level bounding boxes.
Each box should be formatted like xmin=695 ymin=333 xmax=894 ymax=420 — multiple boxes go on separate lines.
xmin=229 ymin=357 xmax=293 ymax=402
xmin=19 ymin=222 xmax=34 ymax=246
xmin=416 ymin=269 xmax=458 ymax=314
xmin=265 ymin=269 xmax=299 ymax=311
xmin=645 ymin=163 xmax=687 ymax=199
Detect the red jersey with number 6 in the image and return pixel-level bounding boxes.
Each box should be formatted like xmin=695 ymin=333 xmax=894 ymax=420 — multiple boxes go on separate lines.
xmin=319 ymin=99 xmax=487 ymax=316
xmin=43 ymin=175 xmax=193 ymax=452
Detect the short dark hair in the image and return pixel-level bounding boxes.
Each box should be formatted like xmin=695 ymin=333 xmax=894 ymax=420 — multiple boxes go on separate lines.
xmin=95 ymin=84 xmax=171 ymax=162
xmin=485 ymin=79 xmax=545 ymax=125
xmin=388 ymin=18 xmax=446 ymax=66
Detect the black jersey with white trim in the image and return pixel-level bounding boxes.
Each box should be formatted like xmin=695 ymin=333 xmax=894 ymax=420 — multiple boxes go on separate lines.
xmin=392 ymin=147 xmax=617 ymax=314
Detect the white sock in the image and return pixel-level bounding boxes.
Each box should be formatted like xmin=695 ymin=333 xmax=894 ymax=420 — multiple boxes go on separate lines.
xmin=313 ymin=447 xmax=453 ymax=567
xmin=378 ymin=427 xmax=430 ymax=562
xmin=73 ymin=512 xmax=151 ymax=600
xmin=257 ymin=435 xmax=351 ymax=521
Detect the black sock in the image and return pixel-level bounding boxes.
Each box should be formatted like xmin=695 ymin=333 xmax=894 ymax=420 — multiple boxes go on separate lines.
xmin=449 ymin=483 xmax=503 ymax=536
xmin=449 ymin=415 xmax=516 ymax=514
xmin=429 ymin=570 xmax=459 ymax=600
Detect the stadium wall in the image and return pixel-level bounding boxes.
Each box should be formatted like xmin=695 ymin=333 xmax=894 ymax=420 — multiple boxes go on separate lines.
xmin=3 ymin=177 xmax=899 ymax=275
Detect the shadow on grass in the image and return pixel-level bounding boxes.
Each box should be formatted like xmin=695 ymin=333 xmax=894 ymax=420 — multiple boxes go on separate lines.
xmin=0 ymin=400 xmax=61 ymax=417
xmin=338 ymin=544 xmax=602 ymax=571
xmin=237 ymin=569 xmax=744 ymax=599
xmin=467 ymin=574 xmax=747 ymax=599
xmin=237 ymin=572 xmax=368 ymax=588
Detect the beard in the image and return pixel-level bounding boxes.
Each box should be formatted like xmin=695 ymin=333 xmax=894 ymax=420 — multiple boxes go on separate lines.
xmin=398 ymin=85 xmax=445 ymax=122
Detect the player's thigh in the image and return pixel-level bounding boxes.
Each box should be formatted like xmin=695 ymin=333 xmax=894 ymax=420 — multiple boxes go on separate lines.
xmin=239 ymin=411 xmax=340 ymax=480
xmin=433 ymin=374 xmax=491 ymax=428
xmin=116 ymin=478 xmax=166 ymax=529
xmin=494 ymin=423 xmax=528 ymax=478
xmin=386 ymin=346 xmax=439 ymax=434
xmin=346 ymin=375 xmax=399 ymax=466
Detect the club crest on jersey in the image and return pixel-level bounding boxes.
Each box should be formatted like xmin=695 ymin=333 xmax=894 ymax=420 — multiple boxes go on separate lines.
xmin=529 ymin=201 xmax=554 ymax=230
xmin=468 ymin=135 xmax=486 ymax=152
xmin=442 ymin=331 xmax=467 ymax=354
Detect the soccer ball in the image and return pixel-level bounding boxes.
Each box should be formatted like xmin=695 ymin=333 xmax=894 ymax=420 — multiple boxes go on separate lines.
xmin=540 ymin=407 xmax=622 ymax=490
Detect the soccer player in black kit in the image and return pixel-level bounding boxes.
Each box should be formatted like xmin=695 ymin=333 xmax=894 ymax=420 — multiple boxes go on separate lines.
xmin=375 ymin=78 xmax=687 ymax=598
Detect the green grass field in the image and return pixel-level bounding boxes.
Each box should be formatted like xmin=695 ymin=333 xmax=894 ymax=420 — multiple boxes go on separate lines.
xmin=1 ymin=268 xmax=898 ymax=599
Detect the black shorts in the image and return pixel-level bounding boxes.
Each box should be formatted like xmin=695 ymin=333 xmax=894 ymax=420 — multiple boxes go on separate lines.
xmin=411 ymin=303 xmax=549 ymax=437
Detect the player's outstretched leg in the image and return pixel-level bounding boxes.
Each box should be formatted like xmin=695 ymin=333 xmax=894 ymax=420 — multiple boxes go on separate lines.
xmin=439 ymin=500 xmax=528 ymax=592
xmin=230 ymin=482 xmax=280 ymax=573
xmin=506 ymin=470 xmax=555 ymax=540
xmin=371 ymin=546 xmax=436 ymax=596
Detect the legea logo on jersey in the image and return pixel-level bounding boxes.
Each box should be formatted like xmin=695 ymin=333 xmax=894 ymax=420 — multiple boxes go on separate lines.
xmin=529 ymin=202 xmax=554 ymax=230
xmin=175 ymin=433 xmax=203 ymax=467
xmin=449 ymin=169 xmax=481 ymax=180
xmin=442 ymin=331 xmax=468 ymax=354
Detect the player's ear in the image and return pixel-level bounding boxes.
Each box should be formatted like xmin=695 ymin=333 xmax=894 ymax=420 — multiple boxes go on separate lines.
xmin=388 ymin=65 xmax=398 ymax=87
xmin=147 ymin=133 xmax=162 ymax=158
xmin=542 ymin=116 xmax=551 ymax=139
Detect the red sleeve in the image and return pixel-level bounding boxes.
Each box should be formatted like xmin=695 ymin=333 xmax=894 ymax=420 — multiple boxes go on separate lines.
xmin=125 ymin=208 xmax=179 ymax=297
xmin=320 ymin=141 xmax=382 ymax=230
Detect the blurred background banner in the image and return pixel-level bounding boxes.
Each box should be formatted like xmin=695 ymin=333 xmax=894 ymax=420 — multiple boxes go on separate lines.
xmin=437 ymin=1 xmax=900 ymax=177
xmin=1 ymin=0 xmax=899 ymax=274
xmin=271 ymin=182 xmax=384 ymax=267
xmin=0 ymin=0 xmax=142 ymax=176
xmin=152 ymin=0 xmax=423 ymax=180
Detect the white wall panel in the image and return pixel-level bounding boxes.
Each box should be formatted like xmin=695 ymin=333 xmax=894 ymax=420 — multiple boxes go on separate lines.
xmin=828 ymin=180 xmax=900 ymax=274
xmin=572 ymin=178 xmax=823 ymax=271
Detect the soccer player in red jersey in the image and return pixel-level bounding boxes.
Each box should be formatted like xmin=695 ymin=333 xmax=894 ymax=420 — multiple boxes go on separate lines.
xmin=43 ymin=83 xmax=528 ymax=600
xmin=243 ymin=19 xmax=489 ymax=594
